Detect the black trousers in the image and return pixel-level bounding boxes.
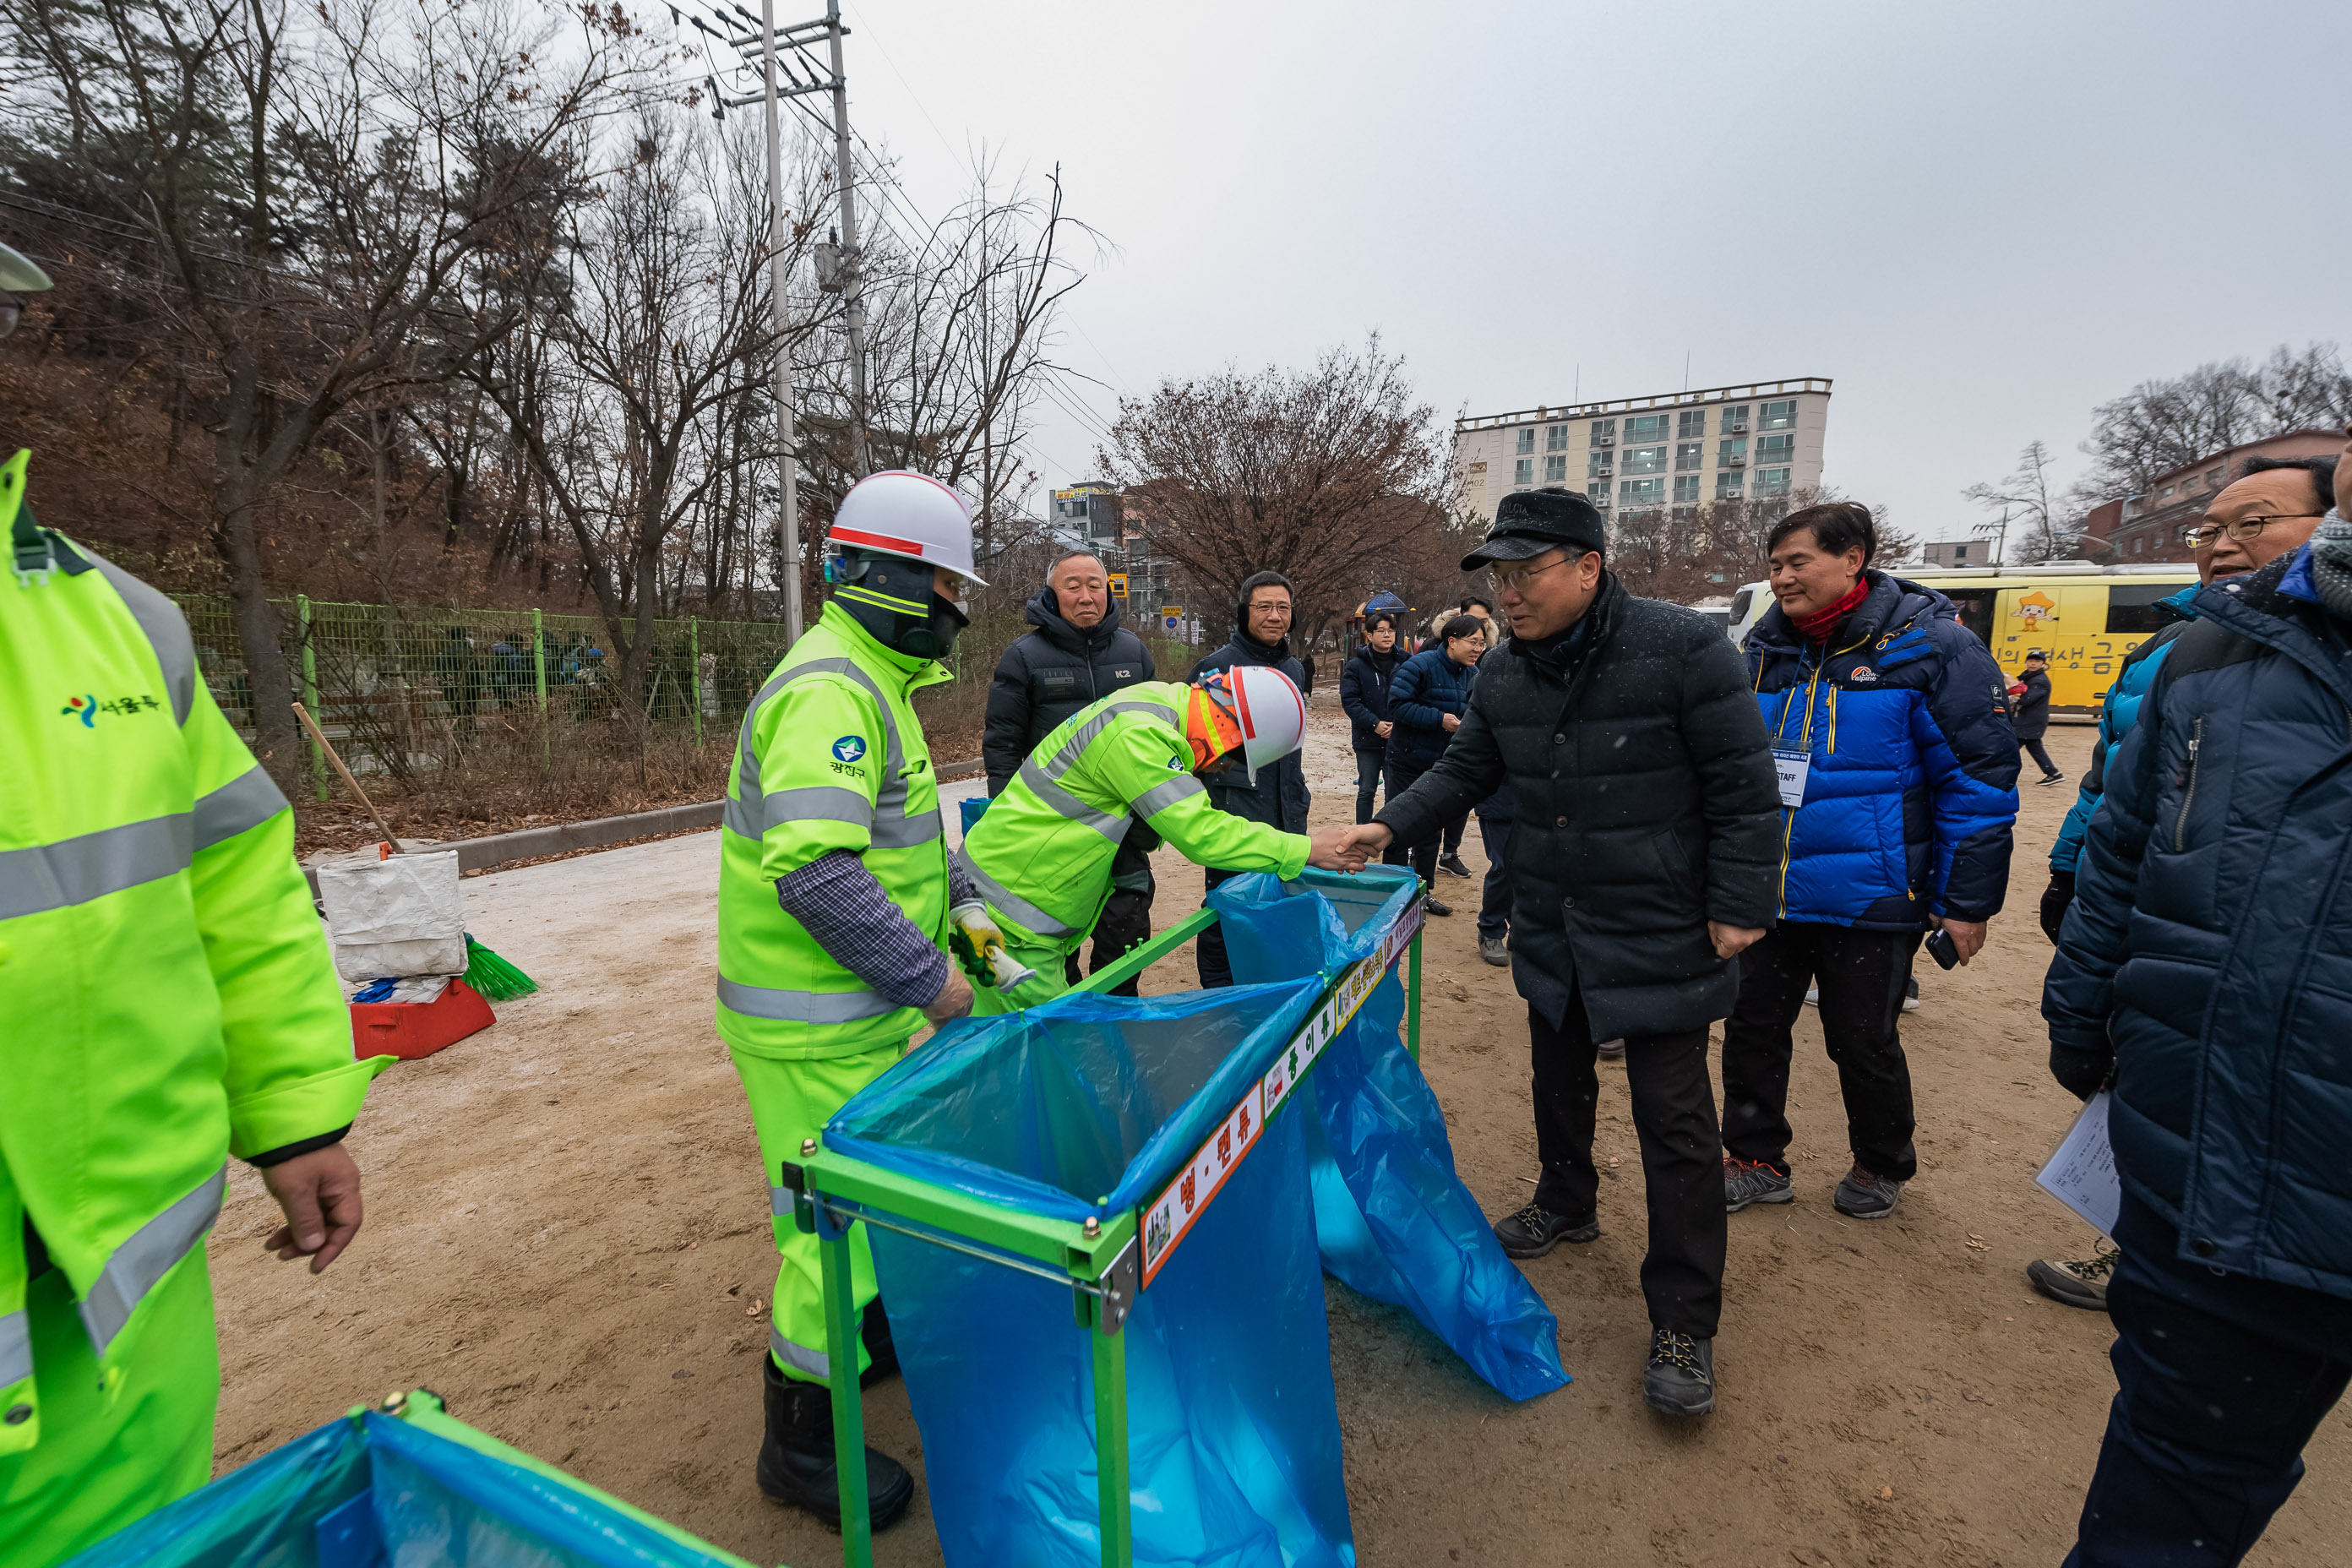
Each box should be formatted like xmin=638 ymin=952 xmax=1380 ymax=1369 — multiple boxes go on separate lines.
xmin=1195 ymin=866 xmax=1244 ymax=988
xmin=1383 ymin=758 xmax=1441 ymax=885
xmin=1720 ymin=921 xmax=1921 ymax=1182
xmin=1352 ymin=746 xmax=1388 ymax=825
xmin=2021 ymin=736 xmax=2057 ymax=776
xmin=1441 ymin=812 xmax=1467 ymax=859
xmin=1476 ymin=818 xmax=1512 ymax=939
xmin=2067 ymin=1197 xmax=2352 ymax=1566
xmin=1064 ymin=865 xmax=1152 ymax=998
xmin=1529 ymin=997 xmax=1725 ymax=1338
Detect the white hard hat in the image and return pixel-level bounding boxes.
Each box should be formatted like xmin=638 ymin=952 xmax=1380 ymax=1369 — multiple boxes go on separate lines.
xmin=827 ymin=470 xmax=986 ymax=588
xmin=1220 ymin=665 xmax=1306 ymax=784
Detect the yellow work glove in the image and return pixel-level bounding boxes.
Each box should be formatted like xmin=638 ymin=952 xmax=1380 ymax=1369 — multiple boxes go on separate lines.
xmin=949 ymin=900 xmax=1036 ymax=991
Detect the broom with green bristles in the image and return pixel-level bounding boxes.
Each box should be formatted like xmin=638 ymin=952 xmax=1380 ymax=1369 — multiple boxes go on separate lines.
xmin=462 ymin=935 xmax=539 ymax=1001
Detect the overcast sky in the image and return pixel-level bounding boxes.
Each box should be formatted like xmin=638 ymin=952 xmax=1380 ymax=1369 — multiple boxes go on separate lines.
xmin=780 ymin=0 xmax=2347 ymax=543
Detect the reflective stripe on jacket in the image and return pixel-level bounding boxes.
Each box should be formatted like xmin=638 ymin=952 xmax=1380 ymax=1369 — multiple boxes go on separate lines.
xmin=1 ymin=453 xmax=380 ymax=1454
xmin=957 ymin=681 xmax=1309 ymax=944
xmin=716 ymin=602 xmax=952 ymax=1059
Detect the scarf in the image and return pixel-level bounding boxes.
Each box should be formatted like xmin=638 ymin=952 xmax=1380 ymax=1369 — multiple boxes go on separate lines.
xmin=1794 ymin=576 xmax=1870 ymax=643
xmin=2311 ymin=509 xmax=2352 ymax=621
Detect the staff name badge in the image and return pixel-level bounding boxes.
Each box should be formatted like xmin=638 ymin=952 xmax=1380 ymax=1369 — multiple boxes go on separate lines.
xmin=1772 ymin=749 xmax=1810 ymax=809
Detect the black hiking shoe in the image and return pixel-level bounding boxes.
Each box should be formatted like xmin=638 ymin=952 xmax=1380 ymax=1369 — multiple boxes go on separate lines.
xmin=1832 ymin=1162 xmax=1903 ymax=1220
xmin=1492 ymin=1203 xmax=1598 ymax=1258
xmin=1643 ymin=1329 xmax=1716 ymax=1417
xmin=1438 ymin=852 xmax=1473 ymax=879
xmin=1424 ymin=897 xmax=1454 ymax=917
xmin=756 ymin=1355 xmax=916 ymax=1529
xmin=1723 ymin=1156 xmax=1794 ymax=1213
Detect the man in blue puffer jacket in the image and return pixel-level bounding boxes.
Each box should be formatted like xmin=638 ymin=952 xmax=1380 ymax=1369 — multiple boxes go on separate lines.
xmin=1720 ymin=503 xmax=2018 ymax=1222
xmin=2026 ymin=460 xmax=2328 ymax=1315
xmin=2041 ymin=451 xmax=2349 ymax=1568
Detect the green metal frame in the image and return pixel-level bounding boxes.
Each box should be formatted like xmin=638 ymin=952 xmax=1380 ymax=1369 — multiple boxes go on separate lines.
xmin=786 ymin=890 xmax=1426 ymax=1568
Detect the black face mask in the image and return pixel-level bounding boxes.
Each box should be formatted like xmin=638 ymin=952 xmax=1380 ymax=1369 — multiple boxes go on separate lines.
xmin=830 ymin=550 xmax=970 ymax=660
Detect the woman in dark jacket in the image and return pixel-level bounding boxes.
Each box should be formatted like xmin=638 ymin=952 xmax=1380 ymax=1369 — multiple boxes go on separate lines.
xmin=1338 ymin=612 xmax=1405 ymax=823
xmin=1381 ymin=615 xmax=1485 ymax=911
xmin=2008 ymin=649 xmax=2062 ymax=784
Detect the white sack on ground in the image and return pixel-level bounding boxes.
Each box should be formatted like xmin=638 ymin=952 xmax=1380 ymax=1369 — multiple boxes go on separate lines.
xmin=319 ymin=851 xmax=467 ymax=981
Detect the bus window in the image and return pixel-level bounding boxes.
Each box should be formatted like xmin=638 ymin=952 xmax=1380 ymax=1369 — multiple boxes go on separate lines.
xmin=2106 ymin=584 xmax=2184 ymax=634
xmin=1944 ymin=589 xmax=1996 ymax=647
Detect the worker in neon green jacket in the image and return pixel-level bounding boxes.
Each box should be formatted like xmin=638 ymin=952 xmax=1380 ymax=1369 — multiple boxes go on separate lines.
xmin=953 ymin=664 xmax=1362 ymax=1010
xmin=716 ymin=470 xmax=1004 ymax=1533
xmin=0 ymin=259 xmax=390 ymax=1565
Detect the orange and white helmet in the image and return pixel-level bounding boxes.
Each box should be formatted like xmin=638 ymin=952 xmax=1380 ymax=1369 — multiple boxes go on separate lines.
xmin=826 ymin=470 xmax=987 ymax=589
xmin=1197 ymin=665 xmax=1307 ymax=784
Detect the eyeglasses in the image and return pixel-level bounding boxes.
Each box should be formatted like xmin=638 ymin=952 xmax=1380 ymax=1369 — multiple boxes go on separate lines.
xmin=1489 ymin=557 xmax=1571 ymax=594
xmin=2182 ymin=514 xmax=2322 ymax=549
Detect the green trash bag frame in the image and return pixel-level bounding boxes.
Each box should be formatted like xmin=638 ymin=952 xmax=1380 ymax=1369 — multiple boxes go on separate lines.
xmin=779 ymin=885 xmax=1427 ymax=1568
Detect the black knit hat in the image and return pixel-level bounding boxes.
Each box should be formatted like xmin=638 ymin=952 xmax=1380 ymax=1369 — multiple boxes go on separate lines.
xmin=1463 ymin=487 xmax=1607 ymax=569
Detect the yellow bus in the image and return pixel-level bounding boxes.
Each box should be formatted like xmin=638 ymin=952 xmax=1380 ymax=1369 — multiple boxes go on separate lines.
xmin=1725 ymin=563 xmax=2200 ymax=721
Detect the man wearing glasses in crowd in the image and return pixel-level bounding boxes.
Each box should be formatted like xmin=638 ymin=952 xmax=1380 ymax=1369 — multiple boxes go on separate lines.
xmin=1339 ymin=487 xmax=1780 ymax=1417
xmin=2028 ymin=454 xmax=2334 ymax=1314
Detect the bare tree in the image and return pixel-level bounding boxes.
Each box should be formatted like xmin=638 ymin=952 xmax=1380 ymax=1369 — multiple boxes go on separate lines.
xmin=1 ymin=0 xmax=645 ymax=781
xmin=1966 ymin=440 xmax=2078 ymax=564
xmin=1096 ymin=336 xmax=1457 ymax=645
xmin=2076 ymin=342 xmax=2352 ymax=504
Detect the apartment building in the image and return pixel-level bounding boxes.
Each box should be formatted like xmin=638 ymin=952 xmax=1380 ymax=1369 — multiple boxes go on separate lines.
xmin=1455 ymin=377 xmax=1832 ymax=523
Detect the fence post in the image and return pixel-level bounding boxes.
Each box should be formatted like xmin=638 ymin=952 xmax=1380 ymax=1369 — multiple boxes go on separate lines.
xmin=532 ymin=607 xmax=548 ymax=770
xmin=689 ymin=615 xmax=703 ymax=748
xmin=297 ymin=595 xmax=327 ymax=803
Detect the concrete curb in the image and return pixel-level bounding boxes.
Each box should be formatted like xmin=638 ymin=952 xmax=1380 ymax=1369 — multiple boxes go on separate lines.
xmin=305 ymin=755 xmax=984 ymax=891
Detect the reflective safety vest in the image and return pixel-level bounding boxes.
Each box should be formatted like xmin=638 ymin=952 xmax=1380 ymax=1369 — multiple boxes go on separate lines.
xmin=716 ymin=602 xmax=952 ymax=1059
xmin=956 ymin=681 xmax=1309 ymax=943
xmin=0 ymin=451 xmax=384 ymax=1455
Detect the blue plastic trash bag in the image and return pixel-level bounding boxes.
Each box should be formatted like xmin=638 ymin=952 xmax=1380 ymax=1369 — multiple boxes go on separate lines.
xmin=70 ymin=1395 xmax=755 ymax=1568
xmin=958 ymin=794 xmax=990 ymax=836
xmin=1210 ymin=868 xmax=1570 ymax=1402
xmin=827 ymin=983 xmax=1356 ymax=1568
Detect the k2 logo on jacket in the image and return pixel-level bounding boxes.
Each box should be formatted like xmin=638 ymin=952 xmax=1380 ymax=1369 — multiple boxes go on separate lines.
xmin=830 ymin=735 xmax=868 ymax=764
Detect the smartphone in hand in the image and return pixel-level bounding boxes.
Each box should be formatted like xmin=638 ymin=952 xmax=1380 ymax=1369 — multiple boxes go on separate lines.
xmin=1925 ymin=927 xmax=1960 ymax=970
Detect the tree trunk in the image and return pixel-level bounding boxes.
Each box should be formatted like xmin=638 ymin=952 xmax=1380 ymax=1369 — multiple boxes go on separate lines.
xmin=211 ymin=433 xmax=302 ymax=787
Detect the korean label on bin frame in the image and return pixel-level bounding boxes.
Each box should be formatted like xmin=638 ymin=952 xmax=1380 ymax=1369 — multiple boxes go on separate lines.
xmin=1139 ymin=896 xmax=1425 ymax=1285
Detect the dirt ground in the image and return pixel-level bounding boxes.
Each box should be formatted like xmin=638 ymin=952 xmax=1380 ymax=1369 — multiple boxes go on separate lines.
xmin=209 ymin=716 xmax=2352 ymax=1567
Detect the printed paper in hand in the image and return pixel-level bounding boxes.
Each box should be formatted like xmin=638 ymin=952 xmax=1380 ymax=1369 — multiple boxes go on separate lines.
xmin=2036 ymin=1090 xmax=2121 ymax=1235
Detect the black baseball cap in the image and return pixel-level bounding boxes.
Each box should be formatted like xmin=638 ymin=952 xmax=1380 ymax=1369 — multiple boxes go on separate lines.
xmin=2025 ymin=649 xmax=2049 ymax=661
xmin=1462 ymin=487 xmax=1608 ymax=570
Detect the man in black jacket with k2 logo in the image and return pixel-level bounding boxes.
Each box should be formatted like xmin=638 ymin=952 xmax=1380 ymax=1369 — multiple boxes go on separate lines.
xmin=1341 ymin=486 xmax=1782 ymax=1419
xmin=982 ymin=551 xmax=1158 ymax=992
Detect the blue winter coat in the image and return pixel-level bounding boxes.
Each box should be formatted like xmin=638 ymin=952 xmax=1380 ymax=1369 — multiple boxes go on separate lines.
xmin=2044 ymin=548 xmax=2352 ymax=1300
xmin=1387 ymin=647 xmax=1478 ymax=770
xmin=1744 ymin=572 xmax=2020 ymax=928
xmin=2048 ymin=585 xmax=2201 ymax=874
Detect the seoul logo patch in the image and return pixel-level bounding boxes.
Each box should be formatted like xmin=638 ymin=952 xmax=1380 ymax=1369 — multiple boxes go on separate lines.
xmin=830 ymin=735 xmax=867 ymax=764
xmin=61 ymin=694 xmax=96 ymax=727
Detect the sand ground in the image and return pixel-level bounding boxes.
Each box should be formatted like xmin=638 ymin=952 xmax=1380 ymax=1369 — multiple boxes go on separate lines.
xmin=208 ymin=717 xmax=2352 ymax=1567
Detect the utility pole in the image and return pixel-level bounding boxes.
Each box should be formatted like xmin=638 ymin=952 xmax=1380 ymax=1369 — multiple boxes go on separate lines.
xmin=824 ymin=0 xmax=873 ymax=479
xmin=706 ymin=0 xmax=863 ymax=629
xmin=755 ymin=0 xmax=802 ymax=642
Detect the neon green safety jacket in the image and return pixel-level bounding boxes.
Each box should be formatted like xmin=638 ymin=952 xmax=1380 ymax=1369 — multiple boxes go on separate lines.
xmin=957 ymin=681 xmax=1309 ymax=944
xmin=0 ymin=452 xmax=385 ymax=1456
xmin=716 ymin=602 xmax=953 ymax=1059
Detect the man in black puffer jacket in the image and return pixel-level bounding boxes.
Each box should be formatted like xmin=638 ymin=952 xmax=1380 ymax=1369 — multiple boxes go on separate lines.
xmin=983 ymin=552 xmax=1157 ymax=991
xmin=1341 ymin=486 xmax=1781 ymax=1420
xmin=2043 ymin=450 xmax=2352 ymax=1568
xmin=1190 ymin=569 xmax=1310 ymax=988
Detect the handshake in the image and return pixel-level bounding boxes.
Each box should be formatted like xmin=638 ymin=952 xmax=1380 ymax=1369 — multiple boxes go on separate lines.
xmin=1304 ymin=822 xmax=1397 ymax=873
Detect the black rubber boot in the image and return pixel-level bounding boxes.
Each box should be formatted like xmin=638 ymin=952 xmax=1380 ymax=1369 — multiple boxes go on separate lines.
xmin=757 ymin=1355 xmax=916 ymax=1529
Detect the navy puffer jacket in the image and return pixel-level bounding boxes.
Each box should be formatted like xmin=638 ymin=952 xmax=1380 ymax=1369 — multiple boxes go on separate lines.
xmin=2044 ymin=547 xmax=2352 ymax=1299
xmin=1744 ymin=571 xmax=2020 ymax=928
xmin=1386 ymin=646 xmax=1476 ymax=770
